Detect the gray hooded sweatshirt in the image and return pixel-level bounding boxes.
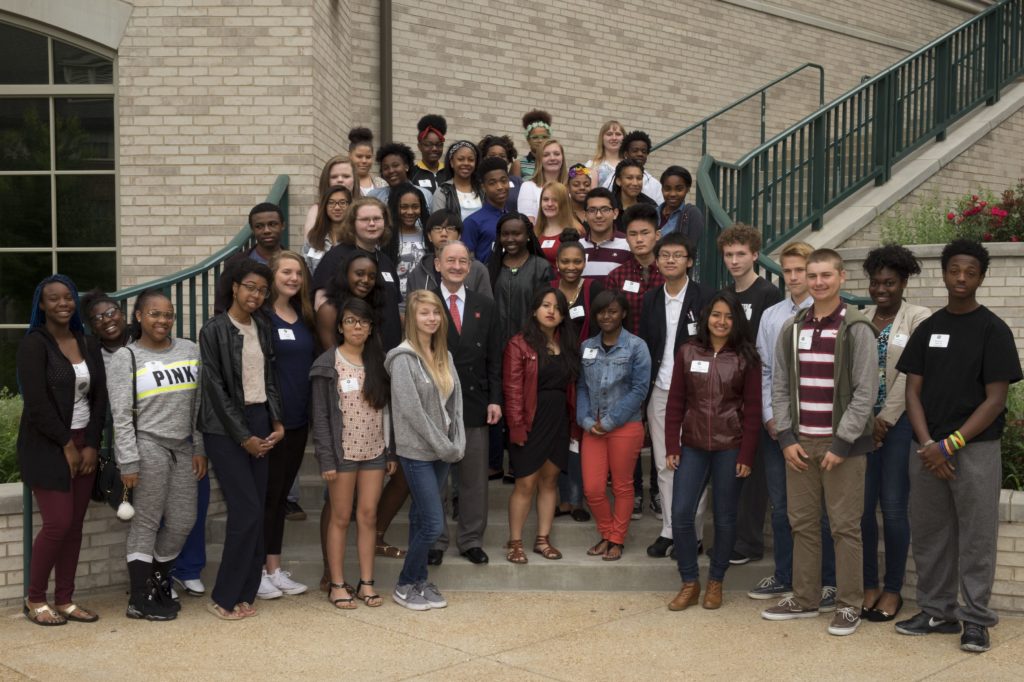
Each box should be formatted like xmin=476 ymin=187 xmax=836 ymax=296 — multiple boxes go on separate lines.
xmin=384 ymin=341 xmax=466 ymax=463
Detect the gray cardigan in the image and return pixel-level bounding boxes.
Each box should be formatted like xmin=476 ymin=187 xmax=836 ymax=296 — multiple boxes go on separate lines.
xmin=385 ymin=342 xmax=466 ymax=463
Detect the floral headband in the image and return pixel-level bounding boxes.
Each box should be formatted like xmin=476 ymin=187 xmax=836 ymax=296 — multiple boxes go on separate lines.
xmin=568 ymin=164 xmax=590 ymax=179
xmin=524 ymin=121 xmax=552 ymax=138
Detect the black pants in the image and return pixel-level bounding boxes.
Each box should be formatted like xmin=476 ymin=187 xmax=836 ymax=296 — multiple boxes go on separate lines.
xmin=205 ymin=404 xmax=271 ymax=611
xmin=733 ymin=445 xmax=768 ymax=557
xmin=264 ymin=425 xmax=307 ymax=556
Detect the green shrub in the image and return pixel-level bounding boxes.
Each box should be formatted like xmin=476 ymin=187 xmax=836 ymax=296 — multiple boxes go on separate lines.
xmin=1003 ymin=382 xmax=1024 ymax=491
xmin=0 ymin=388 xmax=22 ymax=483
xmin=880 ymin=195 xmax=955 ymax=245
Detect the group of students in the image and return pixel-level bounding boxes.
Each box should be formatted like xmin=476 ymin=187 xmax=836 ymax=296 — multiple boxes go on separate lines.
xmin=14 ymin=114 xmax=1020 ymax=656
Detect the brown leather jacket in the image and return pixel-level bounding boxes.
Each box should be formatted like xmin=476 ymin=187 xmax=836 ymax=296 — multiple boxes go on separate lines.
xmin=663 ymin=341 xmax=762 ymax=467
xmin=502 ymin=334 xmax=581 ymax=445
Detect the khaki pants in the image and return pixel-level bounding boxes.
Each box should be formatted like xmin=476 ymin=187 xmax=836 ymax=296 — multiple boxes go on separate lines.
xmin=786 ymin=437 xmax=865 ymax=610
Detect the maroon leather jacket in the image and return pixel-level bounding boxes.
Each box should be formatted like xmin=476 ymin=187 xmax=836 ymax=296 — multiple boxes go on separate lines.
xmin=663 ymin=341 xmax=762 ymax=467
xmin=502 ymin=334 xmax=581 ymax=445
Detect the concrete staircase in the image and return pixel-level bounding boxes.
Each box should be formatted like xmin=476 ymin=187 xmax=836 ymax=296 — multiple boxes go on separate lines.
xmin=204 ymin=448 xmax=774 ymax=593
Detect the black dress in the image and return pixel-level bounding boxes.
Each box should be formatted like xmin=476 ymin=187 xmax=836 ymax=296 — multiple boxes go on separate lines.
xmin=509 ymin=353 xmax=570 ymax=478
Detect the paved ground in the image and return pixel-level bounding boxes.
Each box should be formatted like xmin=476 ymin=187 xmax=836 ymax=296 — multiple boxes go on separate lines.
xmin=1 ymin=589 xmax=1021 ymax=680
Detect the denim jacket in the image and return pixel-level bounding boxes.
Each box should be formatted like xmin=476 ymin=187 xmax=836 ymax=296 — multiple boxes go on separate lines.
xmin=576 ymin=328 xmax=652 ymax=433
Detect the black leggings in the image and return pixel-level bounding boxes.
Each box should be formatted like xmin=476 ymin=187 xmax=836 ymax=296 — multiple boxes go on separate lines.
xmin=264 ymin=425 xmax=308 ymax=556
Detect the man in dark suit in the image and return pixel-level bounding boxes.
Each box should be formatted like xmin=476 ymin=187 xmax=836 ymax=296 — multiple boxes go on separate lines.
xmin=431 ymin=241 xmax=503 ymax=565
xmin=638 ymin=232 xmax=707 ymax=559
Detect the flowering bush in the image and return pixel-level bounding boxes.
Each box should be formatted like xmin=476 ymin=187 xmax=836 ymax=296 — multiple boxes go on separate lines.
xmin=882 ymin=182 xmax=1024 ymax=244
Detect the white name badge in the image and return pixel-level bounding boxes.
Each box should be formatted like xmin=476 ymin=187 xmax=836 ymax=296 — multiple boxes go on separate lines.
xmin=73 ymin=362 xmax=90 ymax=378
xmin=623 ymin=280 xmax=640 ymax=293
xmin=341 ymin=377 xmax=360 ymax=393
xmin=929 ymin=333 xmax=950 ymax=348
xmin=821 ymin=329 xmax=838 ymax=339
xmin=687 ymin=322 xmax=698 ymax=336
xmin=381 ymin=272 xmax=394 ymax=283
xmin=278 ymin=328 xmax=296 ymax=341
xmin=569 ymin=305 xmax=585 ymax=319
xmin=418 ymin=179 xmax=432 ymax=188
xmin=541 ymin=239 xmax=556 ymax=249
xmin=798 ymin=329 xmax=814 ymax=350
xmin=892 ymin=333 xmax=909 ymax=348
xmin=690 ymin=360 xmax=710 ymax=373
xmin=569 ymin=438 xmax=580 ymax=454
xmin=582 ymin=347 xmax=599 ymax=359
xmin=742 ymin=303 xmax=753 ymax=320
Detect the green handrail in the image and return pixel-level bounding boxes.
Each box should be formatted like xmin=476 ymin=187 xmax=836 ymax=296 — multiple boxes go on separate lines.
xmin=651 ymin=63 xmax=826 ymax=157
xmin=23 ymin=175 xmax=290 ymax=597
xmin=696 ymin=0 xmax=1024 ymax=287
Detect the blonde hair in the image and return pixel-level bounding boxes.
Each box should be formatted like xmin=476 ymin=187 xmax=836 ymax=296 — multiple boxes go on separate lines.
xmin=317 ymin=155 xmax=353 ymax=198
xmin=269 ymin=250 xmax=315 ymax=329
xmin=592 ymin=120 xmax=624 ymax=164
xmin=403 ymin=290 xmax=454 ymax=397
xmin=779 ymin=240 xmax=814 ymax=261
xmin=534 ymin=182 xmax=584 ymax=237
xmin=338 ymin=197 xmax=391 ymax=248
xmin=535 ymin=139 xmax=568 ymax=186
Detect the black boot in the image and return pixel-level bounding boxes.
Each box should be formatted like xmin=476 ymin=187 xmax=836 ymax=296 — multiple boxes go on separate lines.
xmin=151 ymin=560 xmax=181 ymax=613
xmin=126 ymin=560 xmax=177 ymax=621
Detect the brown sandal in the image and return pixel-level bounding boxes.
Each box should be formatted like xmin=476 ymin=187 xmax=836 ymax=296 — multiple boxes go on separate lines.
xmin=533 ymin=535 xmax=563 ymax=560
xmin=602 ymin=542 xmax=624 ymax=561
xmin=375 ymin=534 xmax=407 ymax=558
xmin=587 ymin=538 xmax=611 ymax=556
xmin=505 ymin=539 xmax=528 ymax=564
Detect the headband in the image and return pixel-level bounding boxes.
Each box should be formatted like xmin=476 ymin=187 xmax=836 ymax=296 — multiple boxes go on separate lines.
xmin=524 ymin=121 xmax=552 ymax=138
xmin=418 ymin=125 xmax=445 ymax=143
xmin=568 ymin=164 xmax=590 ymax=179
xmin=447 ymin=140 xmax=477 ymax=158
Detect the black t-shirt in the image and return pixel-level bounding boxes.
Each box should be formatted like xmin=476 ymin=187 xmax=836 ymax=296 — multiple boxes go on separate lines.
xmin=896 ymin=305 xmax=1022 ymax=442
xmin=729 ymin=276 xmax=783 ymax=338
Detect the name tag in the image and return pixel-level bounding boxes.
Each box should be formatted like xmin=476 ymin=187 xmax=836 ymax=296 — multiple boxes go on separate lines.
xmin=381 ymin=272 xmax=394 ymax=283
xmin=690 ymin=360 xmax=710 ymax=373
xmin=623 ymin=280 xmax=640 ymax=293
xmin=928 ymin=334 xmax=950 ymax=348
xmin=508 ymin=180 xmax=515 ymax=188
xmin=892 ymin=333 xmax=909 ymax=348
xmin=798 ymin=329 xmax=814 ymax=350
xmin=569 ymin=305 xmax=585 ymax=319
xmin=569 ymin=438 xmax=580 ymax=454
xmin=583 ymin=347 xmax=599 ymax=359
xmin=541 ymin=239 xmax=556 ymax=249
xmin=341 ymin=377 xmax=360 ymax=393
xmin=821 ymin=329 xmax=838 ymax=339
xmin=278 ymin=328 xmax=296 ymax=341
xmin=687 ymin=322 xmax=698 ymax=336
xmin=742 ymin=303 xmax=752 ymax=320
xmin=418 ymin=179 xmax=432 ymax=187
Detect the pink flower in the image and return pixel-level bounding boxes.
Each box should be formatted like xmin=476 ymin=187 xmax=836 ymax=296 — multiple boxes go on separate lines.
xmin=947 ymin=212 xmax=956 ymax=221
xmin=1011 ymin=235 xmax=1021 ymax=242
xmin=979 ymin=201 xmax=988 ymax=208
xmin=972 ymin=194 xmax=980 ymax=202
xmin=983 ymin=232 xmax=993 ymax=241
xmin=991 ymin=207 xmax=1008 ymax=217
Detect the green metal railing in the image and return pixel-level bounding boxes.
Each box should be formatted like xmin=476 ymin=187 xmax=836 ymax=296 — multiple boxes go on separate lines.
xmin=696 ymin=0 xmax=1024 ymax=283
xmin=651 ymin=63 xmax=826 ymax=158
xmin=23 ymin=175 xmax=290 ymax=597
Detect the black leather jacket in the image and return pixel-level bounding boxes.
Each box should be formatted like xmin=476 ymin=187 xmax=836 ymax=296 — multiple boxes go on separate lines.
xmin=196 ymin=312 xmax=283 ymax=443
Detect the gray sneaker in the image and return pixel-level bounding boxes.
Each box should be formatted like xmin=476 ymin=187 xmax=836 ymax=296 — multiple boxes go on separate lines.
xmin=747 ymin=575 xmax=794 ymax=600
xmin=417 ymin=581 xmax=448 ymax=609
xmin=828 ymin=606 xmax=861 ymax=636
xmin=392 ymin=583 xmax=430 ymax=611
xmin=819 ymin=586 xmax=837 ymax=612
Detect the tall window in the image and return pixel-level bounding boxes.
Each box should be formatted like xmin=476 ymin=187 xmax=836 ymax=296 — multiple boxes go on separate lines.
xmin=0 ymin=20 xmax=115 ymax=389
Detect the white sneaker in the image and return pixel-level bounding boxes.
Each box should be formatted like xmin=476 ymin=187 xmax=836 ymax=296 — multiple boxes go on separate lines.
xmin=173 ymin=576 xmax=206 ymax=596
xmin=267 ymin=568 xmax=307 ymax=596
xmin=257 ymin=570 xmax=283 ymax=599
xmin=171 ymin=587 xmax=179 ymax=601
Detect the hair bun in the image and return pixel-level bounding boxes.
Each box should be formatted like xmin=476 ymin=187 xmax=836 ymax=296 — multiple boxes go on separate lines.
xmin=348 ymin=127 xmax=374 ymax=145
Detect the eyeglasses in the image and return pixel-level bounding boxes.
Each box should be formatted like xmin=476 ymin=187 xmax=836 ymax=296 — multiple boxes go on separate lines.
xmin=527 ymin=134 xmax=550 ymax=142
xmin=145 ymin=310 xmax=176 ymax=321
xmin=342 ymin=317 xmax=371 ymax=328
xmin=658 ymin=251 xmax=690 ymax=262
xmin=90 ymin=307 xmax=121 ymax=323
xmin=429 ymin=225 xmax=458 ymax=233
xmin=238 ymin=282 xmax=270 ymax=297
xmin=420 ymin=141 xmax=444 ymax=150
xmin=326 ymin=200 xmax=350 ymax=209
xmin=356 ymin=216 xmax=385 ymax=224
xmin=585 ymin=206 xmax=615 ymax=215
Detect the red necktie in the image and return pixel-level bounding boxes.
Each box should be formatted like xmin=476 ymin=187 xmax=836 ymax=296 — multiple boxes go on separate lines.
xmin=449 ymin=294 xmax=462 ymax=334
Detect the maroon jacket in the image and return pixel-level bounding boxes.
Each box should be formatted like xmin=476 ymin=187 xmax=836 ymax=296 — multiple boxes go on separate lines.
xmin=664 ymin=341 xmax=761 ymax=467
xmin=502 ymin=334 xmax=581 ymax=445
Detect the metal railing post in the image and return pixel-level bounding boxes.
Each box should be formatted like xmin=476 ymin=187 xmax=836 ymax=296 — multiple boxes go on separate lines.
xmin=737 ymin=164 xmax=754 ymax=226
xmin=872 ymin=72 xmax=893 ymax=185
xmin=935 ymin=40 xmax=951 ymax=142
xmin=811 ymin=113 xmax=827 ymax=230
xmin=985 ymin=8 xmax=1003 ymax=105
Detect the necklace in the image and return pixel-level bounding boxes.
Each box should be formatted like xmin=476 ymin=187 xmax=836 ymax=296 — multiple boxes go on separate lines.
xmin=505 ymin=252 xmax=529 ymax=273
xmin=561 ymin=279 xmax=584 ymax=306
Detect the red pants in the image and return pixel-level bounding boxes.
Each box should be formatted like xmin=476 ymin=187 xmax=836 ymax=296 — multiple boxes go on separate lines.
xmin=581 ymin=421 xmax=644 ymax=545
xmin=29 ymin=430 xmax=95 ymax=603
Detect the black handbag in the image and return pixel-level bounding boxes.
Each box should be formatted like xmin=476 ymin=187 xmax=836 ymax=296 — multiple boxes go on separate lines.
xmin=92 ymin=348 xmax=136 ymax=511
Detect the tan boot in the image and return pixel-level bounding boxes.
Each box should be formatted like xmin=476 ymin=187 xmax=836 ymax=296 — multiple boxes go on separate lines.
xmin=668 ymin=581 xmax=701 ymax=611
xmin=703 ymin=580 xmax=723 ymax=610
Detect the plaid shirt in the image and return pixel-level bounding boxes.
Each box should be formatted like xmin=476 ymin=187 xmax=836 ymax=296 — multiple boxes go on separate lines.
xmin=605 ymin=257 xmax=664 ymax=335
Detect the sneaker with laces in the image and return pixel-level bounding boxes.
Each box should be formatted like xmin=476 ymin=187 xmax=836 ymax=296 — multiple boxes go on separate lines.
xmin=960 ymin=622 xmax=990 ymax=652
xmin=895 ymin=611 xmax=962 ymax=636
xmin=747 ymin=576 xmax=793 ymax=600
xmin=819 ymin=585 xmax=837 ymax=612
xmin=631 ymin=496 xmax=643 ymax=520
xmin=268 ymin=568 xmax=308 ymax=595
xmin=257 ymin=570 xmax=283 ymax=599
xmin=417 ymin=582 xmax=448 ymax=609
xmin=761 ymin=596 xmax=820 ymax=620
xmin=828 ymin=606 xmax=861 ymax=636
xmin=392 ymin=583 xmax=430 ymax=611
xmin=174 ymin=576 xmax=206 ymax=596
xmin=650 ymin=494 xmax=662 ymax=520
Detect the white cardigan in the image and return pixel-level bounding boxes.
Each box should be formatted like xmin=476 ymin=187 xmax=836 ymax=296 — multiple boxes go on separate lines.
xmin=864 ymin=301 xmax=932 ymax=425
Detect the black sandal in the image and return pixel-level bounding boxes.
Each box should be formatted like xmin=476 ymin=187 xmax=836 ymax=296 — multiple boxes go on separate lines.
xmin=587 ymin=538 xmax=610 ymax=556
xmin=328 ymin=582 xmax=356 ymax=610
xmin=357 ymin=579 xmax=382 ymax=608
xmin=602 ymin=542 xmax=624 ymax=561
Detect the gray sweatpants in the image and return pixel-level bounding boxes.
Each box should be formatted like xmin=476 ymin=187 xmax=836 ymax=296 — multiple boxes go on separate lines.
xmin=125 ymin=435 xmax=198 ymax=564
xmin=909 ymin=439 xmax=1001 ymax=627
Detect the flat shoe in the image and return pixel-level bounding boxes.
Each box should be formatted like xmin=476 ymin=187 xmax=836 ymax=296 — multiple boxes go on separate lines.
xmin=206 ymin=602 xmax=244 ymax=620
xmin=23 ymin=602 xmax=66 ymax=626
xmin=57 ymin=603 xmax=99 ymax=623
xmin=570 ymin=508 xmax=591 ymax=522
xmin=865 ymin=594 xmax=903 ymax=622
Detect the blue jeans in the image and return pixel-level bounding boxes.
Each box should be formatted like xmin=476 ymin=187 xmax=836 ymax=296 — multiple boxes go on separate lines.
xmin=557 ymin=449 xmax=583 ymax=507
xmin=862 ymin=413 xmax=912 ymax=593
xmin=172 ymin=468 xmax=210 ymax=581
xmin=672 ymin=447 xmax=743 ymax=583
xmin=399 ymin=457 xmax=450 ymax=586
xmin=762 ymin=427 xmax=837 ymax=587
